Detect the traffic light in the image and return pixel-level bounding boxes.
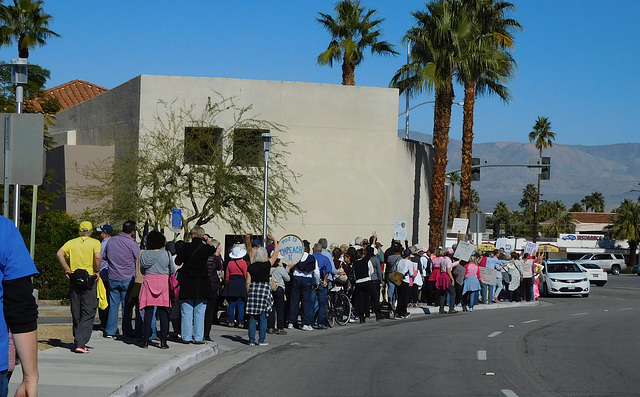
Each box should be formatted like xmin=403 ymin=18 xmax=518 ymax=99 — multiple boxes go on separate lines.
xmin=541 ymin=157 xmax=550 ymax=180
xmin=471 ymin=157 xmax=480 ymax=181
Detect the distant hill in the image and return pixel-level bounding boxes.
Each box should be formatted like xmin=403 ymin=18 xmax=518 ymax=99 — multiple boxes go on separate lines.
xmin=407 ymin=131 xmax=640 ymax=213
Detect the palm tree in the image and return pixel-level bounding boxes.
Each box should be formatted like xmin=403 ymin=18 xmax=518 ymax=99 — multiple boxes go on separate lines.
xmin=391 ymin=0 xmax=462 ymax=248
xmin=528 ymin=116 xmax=555 ymax=242
xmin=0 ymin=0 xmax=59 ymax=59
xmin=457 ymin=0 xmax=521 ymax=219
xmin=569 ymin=202 xmax=584 ymax=212
xmin=606 ymin=199 xmax=640 ymax=267
xmin=581 ymin=191 xmax=605 ymax=212
xmin=547 ymin=211 xmax=574 ymax=237
xmin=317 ymin=0 xmax=398 ymax=86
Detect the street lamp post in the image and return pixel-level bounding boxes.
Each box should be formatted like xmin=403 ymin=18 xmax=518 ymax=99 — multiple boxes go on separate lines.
xmin=261 ymin=133 xmax=272 ymax=243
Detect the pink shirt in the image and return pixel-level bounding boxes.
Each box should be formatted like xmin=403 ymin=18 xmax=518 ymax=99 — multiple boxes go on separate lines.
xmin=464 ymin=262 xmax=481 ymax=279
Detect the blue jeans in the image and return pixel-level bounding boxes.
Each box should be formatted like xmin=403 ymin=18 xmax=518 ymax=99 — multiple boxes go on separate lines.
xmin=181 ymin=299 xmax=207 ymax=342
xmin=227 ymin=298 xmax=245 ymax=324
xmin=141 ymin=307 xmax=157 ymax=339
xmin=106 ymin=277 xmax=135 ymax=336
xmin=481 ymin=283 xmax=494 ymax=303
xmin=468 ymin=291 xmax=479 ymax=309
xmin=0 ymin=369 xmax=7 ymax=397
xmin=248 ymin=312 xmax=267 ymax=344
xmin=494 ymin=278 xmax=503 ymax=300
xmin=315 ymin=285 xmax=328 ymax=326
xmin=289 ymin=276 xmax=313 ymax=326
xmin=387 ymin=281 xmax=396 ymax=304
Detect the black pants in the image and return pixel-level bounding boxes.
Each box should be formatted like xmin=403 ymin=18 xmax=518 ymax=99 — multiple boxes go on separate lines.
xmin=438 ymin=281 xmax=455 ymax=313
xmin=143 ymin=306 xmax=169 ymax=340
xmin=355 ymin=281 xmax=380 ymax=320
xmin=522 ymin=278 xmax=533 ymax=301
xmin=454 ymin=282 xmax=463 ymax=306
xmin=396 ymin=282 xmax=410 ymax=316
xmin=268 ymin=287 xmax=286 ymax=330
xmin=203 ymin=290 xmax=219 ymax=339
xmin=410 ymin=285 xmax=419 ymax=305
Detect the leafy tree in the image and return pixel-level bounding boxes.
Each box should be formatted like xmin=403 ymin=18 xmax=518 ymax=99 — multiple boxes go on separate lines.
xmin=391 ymin=0 xmax=461 ymax=247
xmin=27 ymin=210 xmax=80 ymax=299
xmin=581 ymin=191 xmax=605 ymax=213
xmin=544 ymin=210 xmax=574 ymax=238
xmin=70 ymin=94 xmax=302 ymax=238
xmin=317 ymin=0 xmax=398 ymax=85
xmin=0 ymin=0 xmax=59 ymax=58
xmin=528 ymin=116 xmax=555 ymax=241
xmin=606 ymin=199 xmax=640 ymax=267
xmin=569 ymin=202 xmax=583 ymax=212
xmin=457 ymin=0 xmax=521 ymax=219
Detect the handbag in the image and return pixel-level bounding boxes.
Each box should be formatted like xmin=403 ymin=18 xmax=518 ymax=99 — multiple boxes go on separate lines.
xmin=167 ymin=251 xmax=179 ymax=300
xmin=388 ymin=270 xmax=404 ymax=286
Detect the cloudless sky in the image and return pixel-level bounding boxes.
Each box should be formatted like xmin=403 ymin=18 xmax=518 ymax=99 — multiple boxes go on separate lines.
xmin=2 ymin=0 xmax=638 ymax=146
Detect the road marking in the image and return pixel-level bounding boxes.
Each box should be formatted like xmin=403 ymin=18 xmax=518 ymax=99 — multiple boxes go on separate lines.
xmin=488 ymin=331 xmax=502 ymax=338
xmin=571 ymin=312 xmax=588 ymax=316
xmin=477 ymin=350 xmax=487 ymax=360
xmin=502 ymin=390 xmax=519 ymax=397
xmin=620 ymin=308 xmax=633 ymax=311
xmin=522 ymin=319 xmax=539 ymax=324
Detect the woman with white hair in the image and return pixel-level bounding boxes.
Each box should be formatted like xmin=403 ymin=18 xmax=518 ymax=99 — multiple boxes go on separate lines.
xmin=245 ymin=234 xmax=278 ymax=345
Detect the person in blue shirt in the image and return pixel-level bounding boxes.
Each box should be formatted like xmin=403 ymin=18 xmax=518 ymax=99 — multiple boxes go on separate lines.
xmin=0 ymin=215 xmax=39 ymax=396
xmin=486 ymin=250 xmax=510 ymax=302
xmin=312 ymin=243 xmax=336 ymax=329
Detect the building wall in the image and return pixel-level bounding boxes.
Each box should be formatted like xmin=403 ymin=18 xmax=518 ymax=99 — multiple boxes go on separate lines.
xmin=49 ymin=75 xmax=432 ymax=246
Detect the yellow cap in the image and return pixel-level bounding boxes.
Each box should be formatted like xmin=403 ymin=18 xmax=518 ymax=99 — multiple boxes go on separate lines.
xmin=79 ymin=221 xmax=93 ymax=231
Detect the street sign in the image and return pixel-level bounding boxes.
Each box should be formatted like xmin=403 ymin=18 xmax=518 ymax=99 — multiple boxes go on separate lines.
xmin=171 ymin=208 xmax=182 ymax=233
xmin=0 ymin=113 xmax=45 ymax=184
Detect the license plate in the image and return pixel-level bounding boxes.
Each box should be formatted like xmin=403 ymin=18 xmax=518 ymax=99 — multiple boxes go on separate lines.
xmin=568 ymin=285 xmax=575 ymax=290
xmin=593 ymin=274 xmax=599 ymax=278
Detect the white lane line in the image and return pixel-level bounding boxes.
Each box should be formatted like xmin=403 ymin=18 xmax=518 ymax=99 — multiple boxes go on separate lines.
xmin=488 ymin=331 xmax=502 ymax=338
xmin=522 ymin=319 xmax=539 ymax=324
xmin=502 ymin=390 xmax=519 ymax=397
xmin=571 ymin=312 xmax=589 ymax=316
xmin=477 ymin=350 xmax=487 ymax=360
xmin=620 ymin=308 xmax=633 ymax=311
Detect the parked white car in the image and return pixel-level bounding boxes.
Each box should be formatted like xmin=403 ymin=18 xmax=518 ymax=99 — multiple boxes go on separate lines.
xmin=541 ymin=259 xmax=590 ymax=297
xmin=574 ymin=253 xmax=626 ymax=275
xmin=577 ymin=263 xmax=608 ymax=287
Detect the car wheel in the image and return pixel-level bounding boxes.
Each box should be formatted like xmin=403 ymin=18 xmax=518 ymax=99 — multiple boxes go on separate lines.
xmin=595 ymin=281 xmax=606 ymax=287
xmin=637 ymin=272 xmax=640 ymax=276
xmin=610 ymin=265 xmax=621 ymax=275
xmin=544 ymin=283 xmax=551 ymax=297
xmin=582 ymin=293 xmax=589 ymax=298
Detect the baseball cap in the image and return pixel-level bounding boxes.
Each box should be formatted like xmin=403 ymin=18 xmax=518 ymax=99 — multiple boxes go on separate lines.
xmin=79 ymin=221 xmax=93 ymax=231
xmin=251 ymin=239 xmax=262 ymax=247
xmin=96 ymin=224 xmax=114 ymax=235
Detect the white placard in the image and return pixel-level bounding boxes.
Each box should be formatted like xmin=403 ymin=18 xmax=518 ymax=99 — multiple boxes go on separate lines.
xmin=495 ymin=237 xmax=512 ymax=255
xmin=524 ymin=242 xmax=538 ymax=256
xmin=479 ymin=267 xmax=497 ymax=285
xmin=451 ymin=218 xmax=469 ymax=234
xmin=453 ymin=240 xmax=474 ymax=262
xmin=393 ymin=221 xmax=408 ymax=241
xmin=278 ymin=234 xmax=304 ymax=265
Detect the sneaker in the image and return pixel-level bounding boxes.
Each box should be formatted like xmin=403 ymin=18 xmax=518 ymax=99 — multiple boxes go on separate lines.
xmin=103 ymin=334 xmax=116 ymax=339
xmin=276 ymin=329 xmax=287 ymax=335
xmin=448 ymin=309 xmax=458 ymax=314
xmin=192 ymin=340 xmax=206 ymax=345
xmin=75 ymin=346 xmax=89 ymax=354
xmin=470 ymin=307 xmax=474 ymax=312
xmin=249 ymin=342 xmax=256 ymax=346
xmin=348 ymin=317 xmax=356 ymax=323
xmin=237 ymin=323 xmax=244 ymax=329
xmin=287 ymin=323 xmax=294 ymax=330
xmin=227 ymin=322 xmax=236 ymax=328
xmin=257 ymin=342 xmax=269 ymax=346
xmin=302 ymin=325 xmax=313 ymax=331
xmin=403 ymin=312 xmax=412 ymax=319
xmin=267 ymin=328 xmax=275 ymax=334
xmin=317 ymin=325 xmax=327 ymax=330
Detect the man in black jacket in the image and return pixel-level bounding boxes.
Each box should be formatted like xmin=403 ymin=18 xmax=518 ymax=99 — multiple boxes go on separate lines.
xmin=175 ymin=226 xmax=216 ymax=344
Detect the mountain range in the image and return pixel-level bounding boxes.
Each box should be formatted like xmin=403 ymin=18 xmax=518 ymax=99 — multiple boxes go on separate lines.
xmin=409 ymin=131 xmax=640 ymax=213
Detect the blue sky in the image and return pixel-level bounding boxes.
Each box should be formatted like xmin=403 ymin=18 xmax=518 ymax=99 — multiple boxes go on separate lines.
xmin=2 ymin=0 xmax=638 ymax=146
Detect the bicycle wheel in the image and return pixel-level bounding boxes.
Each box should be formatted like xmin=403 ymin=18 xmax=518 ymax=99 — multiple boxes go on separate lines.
xmin=334 ymin=292 xmax=352 ymax=326
xmin=326 ymin=298 xmax=336 ymax=327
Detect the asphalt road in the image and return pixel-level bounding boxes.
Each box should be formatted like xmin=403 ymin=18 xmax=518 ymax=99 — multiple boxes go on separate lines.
xmin=152 ymin=275 xmax=640 ymax=396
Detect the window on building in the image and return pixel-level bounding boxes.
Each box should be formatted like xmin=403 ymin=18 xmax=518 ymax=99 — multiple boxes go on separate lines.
xmin=232 ymin=128 xmax=267 ymax=167
xmin=184 ymin=126 xmax=222 ymax=165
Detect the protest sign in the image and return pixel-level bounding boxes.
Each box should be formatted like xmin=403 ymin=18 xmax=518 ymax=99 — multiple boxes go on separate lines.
xmin=278 ymin=234 xmax=304 ymax=265
xmin=453 ymin=240 xmax=474 ymax=262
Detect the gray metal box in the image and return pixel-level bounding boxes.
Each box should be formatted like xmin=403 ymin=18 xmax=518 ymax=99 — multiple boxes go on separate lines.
xmin=0 ymin=113 xmax=45 ymax=185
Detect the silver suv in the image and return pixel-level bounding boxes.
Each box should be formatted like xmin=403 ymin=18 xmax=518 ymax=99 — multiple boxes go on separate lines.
xmin=574 ymin=253 xmax=626 ymax=275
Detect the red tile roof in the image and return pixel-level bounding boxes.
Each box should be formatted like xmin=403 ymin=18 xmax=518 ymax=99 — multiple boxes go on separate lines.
xmin=569 ymin=212 xmax=614 ymax=224
xmin=30 ymin=79 xmax=108 ymax=113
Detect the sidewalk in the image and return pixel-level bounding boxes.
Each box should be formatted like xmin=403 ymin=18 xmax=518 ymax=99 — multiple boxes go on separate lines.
xmin=13 ymin=300 xmax=537 ymax=397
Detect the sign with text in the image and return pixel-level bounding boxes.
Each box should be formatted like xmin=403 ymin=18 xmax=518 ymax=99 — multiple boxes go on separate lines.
xmin=451 ymin=218 xmax=469 ymax=234
xmin=393 ymin=221 xmax=407 ymax=241
xmin=479 ymin=266 xmax=497 ymax=285
xmin=278 ymin=234 xmax=304 ymax=265
xmin=495 ymin=238 xmax=512 ymax=255
xmin=171 ymin=208 xmax=182 ymax=233
xmin=524 ymin=242 xmax=538 ymax=256
xmin=453 ymin=240 xmax=474 ymax=262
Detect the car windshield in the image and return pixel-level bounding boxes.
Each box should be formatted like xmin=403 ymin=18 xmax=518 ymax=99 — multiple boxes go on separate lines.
xmin=547 ymin=263 xmax=582 ymax=273
xmin=579 ymin=254 xmax=592 ymax=260
xmin=580 ymin=263 xmax=600 ymax=269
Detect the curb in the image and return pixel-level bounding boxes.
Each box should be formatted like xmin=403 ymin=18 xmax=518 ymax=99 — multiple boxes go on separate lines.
xmin=108 ymin=344 xmax=219 ymax=397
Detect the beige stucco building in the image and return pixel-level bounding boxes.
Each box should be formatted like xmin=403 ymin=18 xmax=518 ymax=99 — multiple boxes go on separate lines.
xmin=47 ymin=75 xmax=433 ymax=248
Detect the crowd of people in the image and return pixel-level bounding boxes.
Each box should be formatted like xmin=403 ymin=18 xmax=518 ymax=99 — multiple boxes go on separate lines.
xmin=57 ymin=222 xmax=546 ymax=353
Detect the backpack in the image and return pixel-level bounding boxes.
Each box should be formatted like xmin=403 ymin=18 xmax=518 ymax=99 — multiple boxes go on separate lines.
xmin=296 ymin=255 xmax=316 ymax=273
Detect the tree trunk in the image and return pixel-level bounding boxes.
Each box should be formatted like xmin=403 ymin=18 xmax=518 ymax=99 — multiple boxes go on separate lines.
xmin=341 ymin=61 xmax=355 ymax=86
xmin=429 ymin=79 xmax=454 ymax=248
xmin=630 ymin=241 xmax=639 ymax=268
xmin=459 ymin=80 xmax=476 ymax=220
